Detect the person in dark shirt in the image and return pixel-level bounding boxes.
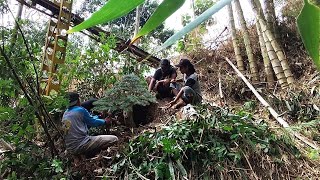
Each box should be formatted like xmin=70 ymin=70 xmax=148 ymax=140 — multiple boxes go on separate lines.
xmin=167 ymin=59 xmax=202 ymax=109
xmin=148 ymin=59 xmax=177 ymax=99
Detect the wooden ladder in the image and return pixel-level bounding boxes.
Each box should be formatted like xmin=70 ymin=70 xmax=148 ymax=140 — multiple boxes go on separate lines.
xmin=40 ymin=0 xmax=72 ymax=95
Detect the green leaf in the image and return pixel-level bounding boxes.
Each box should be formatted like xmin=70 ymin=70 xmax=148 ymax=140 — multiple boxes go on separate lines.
xmin=68 ymin=0 xmax=145 ymax=33
xmin=175 ymin=159 xmax=187 ymax=178
xmin=162 ymin=138 xmax=174 ymax=153
xmin=157 ymin=0 xmax=233 ymax=51
xmin=230 ymin=134 xmax=239 ymax=140
xmin=132 ymin=0 xmax=186 ymax=42
xmin=223 ymin=125 xmax=233 ymax=131
xmin=168 ymin=158 xmax=176 ymax=180
xmin=297 ymin=0 xmax=320 ymax=70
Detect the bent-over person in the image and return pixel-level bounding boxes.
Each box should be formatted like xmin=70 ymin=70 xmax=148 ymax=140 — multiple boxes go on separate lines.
xmin=148 ymin=59 xmax=177 ymax=99
xmin=62 ymin=92 xmax=118 ymax=157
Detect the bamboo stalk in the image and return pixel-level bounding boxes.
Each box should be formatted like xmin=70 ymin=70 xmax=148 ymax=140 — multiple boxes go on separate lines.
xmin=256 ymin=22 xmax=275 ymax=87
xmin=262 ymin=29 xmax=288 ymax=87
xmin=252 ymin=0 xmax=294 ymax=84
xmin=0 ymin=47 xmax=58 ymax=156
xmin=263 ymin=0 xmax=280 ymax=41
xmin=227 ymin=4 xmax=245 ymax=72
xmin=234 ymin=0 xmax=259 ymax=82
xmin=225 ymin=57 xmax=319 ymax=150
xmin=249 ymin=0 xmax=287 ymax=87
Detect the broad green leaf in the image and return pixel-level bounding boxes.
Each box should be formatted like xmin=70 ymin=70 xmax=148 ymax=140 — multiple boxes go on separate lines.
xmin=157 ymin=0 xmax=233 ymax=51
xmin=297 ymin=0 xmax=320 ymax=70
xmin=68 ymin=0 xmax=145 ymax=33
xmin=131 ymin=0 xmax=185 ymax=43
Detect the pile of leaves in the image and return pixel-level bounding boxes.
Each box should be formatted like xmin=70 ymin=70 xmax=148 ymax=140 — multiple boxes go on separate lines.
xmin=105 ymin=104 xmax=319 ymax=179
xmin=268 ymin=90 xmax=319 ymax=123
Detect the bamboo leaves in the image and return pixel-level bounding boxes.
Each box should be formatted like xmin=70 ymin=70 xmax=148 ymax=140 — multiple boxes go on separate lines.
xmin=158 ymin=0 xmax=233 ymax=51
xmin=67 ymin=0 xmax=145 ymax=33
xmin=67 ymin=0 xmax=233 ymax=54
xmin=297 ymin=0 xmax=320 ymax=70
xmin=131 ymin=0 xmax=186 ymax=43
xmin=68 ymin=0 xmax=186 ymax=43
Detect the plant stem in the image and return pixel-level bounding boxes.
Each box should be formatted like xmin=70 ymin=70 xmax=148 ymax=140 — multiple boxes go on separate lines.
xmin=0 ymin=47 xmax=58 ymax=156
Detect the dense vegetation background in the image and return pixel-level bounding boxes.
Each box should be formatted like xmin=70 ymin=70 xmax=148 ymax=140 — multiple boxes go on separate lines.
xmin=0 ymin=0 xmax=319 ymax=179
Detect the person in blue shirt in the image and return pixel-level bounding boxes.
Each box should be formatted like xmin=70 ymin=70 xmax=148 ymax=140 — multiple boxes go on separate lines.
xmin=62 ymin=92 xmax=118 ymax=156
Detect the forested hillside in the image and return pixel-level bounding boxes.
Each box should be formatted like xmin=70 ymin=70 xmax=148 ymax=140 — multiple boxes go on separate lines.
xmin=0 ymin=0 xmax=319 ymax=179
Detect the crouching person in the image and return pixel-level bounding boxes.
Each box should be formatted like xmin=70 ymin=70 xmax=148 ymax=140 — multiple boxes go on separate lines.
xmin=148 ymin=59 xmax=177 ymax=99
xmin=62 ymin=92 xmax=118 ymax=157
xmin=167 ymin=59 xmax=202 ymax=109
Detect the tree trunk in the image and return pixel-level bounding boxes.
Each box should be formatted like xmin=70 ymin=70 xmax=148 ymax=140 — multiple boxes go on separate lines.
xmin=256 ymin=22 xmax=275 ymax=87
xmin=228 ymin=4 xmax=245 ymax=73
xmin=250 ymin=0 xmax=294 ymax=85
xmin=190 ymin=0 xmax=195 ymax=20
xmin=234 ymin=0 xmax=259 ymax=82
xmin=132 ymin=5 xmax=141 ymax=72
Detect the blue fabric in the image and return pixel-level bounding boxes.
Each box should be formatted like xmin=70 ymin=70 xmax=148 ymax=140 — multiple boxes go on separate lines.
xmin=62 ymin=106 xmax=105 ymax=153
xmin=81 ymin=107 xmax=105 ymax=127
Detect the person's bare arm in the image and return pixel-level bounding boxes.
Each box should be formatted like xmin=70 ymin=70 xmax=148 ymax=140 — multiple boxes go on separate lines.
xmin=167 ymin=87 xmax=184 ymax=107
xmin=148 ymin=78 xmax=156 ymax=91
xmin=162 ymin=72 xmax=177 ymax=86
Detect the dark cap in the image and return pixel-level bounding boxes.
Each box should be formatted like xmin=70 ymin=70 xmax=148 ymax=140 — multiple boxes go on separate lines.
xmin=67 ymin=92 xmax=79 ymax=107
xmin=160 ymin=59 xmax=170 ymax=66
xmin=175 ymin=59 xmax=192 ymax=67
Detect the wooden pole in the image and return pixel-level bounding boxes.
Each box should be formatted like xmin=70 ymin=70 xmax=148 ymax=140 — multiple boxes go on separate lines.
xmin=225 ymin=57 xmax=319 ymax=150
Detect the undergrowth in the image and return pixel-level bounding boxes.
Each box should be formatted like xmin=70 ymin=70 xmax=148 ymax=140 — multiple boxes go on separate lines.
xmin=107 ymin=104 xmax=309 ymax=179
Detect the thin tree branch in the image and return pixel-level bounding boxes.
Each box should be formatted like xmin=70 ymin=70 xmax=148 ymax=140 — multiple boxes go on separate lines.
xmin=0 ymin=46 xmax=58 ymax=156
xmin=6 ymin=4 xmax=64 ymax=139
xmin=7 ymin=4 xmax=40 ymax=93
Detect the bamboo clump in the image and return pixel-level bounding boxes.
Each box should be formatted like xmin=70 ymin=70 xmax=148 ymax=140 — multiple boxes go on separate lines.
xmin=234 ymin=0 xmax=259 ymax=82
xmin=251 ymin=0 xmax=295 ymax=85
xmin=227 ymin=4 xmax=245 ymax=73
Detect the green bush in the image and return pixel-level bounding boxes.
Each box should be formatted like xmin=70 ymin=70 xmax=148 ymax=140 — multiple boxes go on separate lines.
xmin=93 ymin=74 xmax=156 ymax=114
